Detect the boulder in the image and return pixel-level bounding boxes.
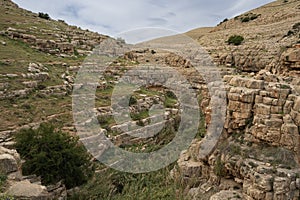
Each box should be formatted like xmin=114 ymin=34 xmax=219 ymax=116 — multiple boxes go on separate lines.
xmin=6 ymin=180 xmax=50 ymax=199
xmin=0 ymin=154 xmax=18 ymax=174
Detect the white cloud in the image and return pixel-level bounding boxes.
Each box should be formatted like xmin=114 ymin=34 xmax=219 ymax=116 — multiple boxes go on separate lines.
xmin=12 ymin=0 xmax=274 ymax=40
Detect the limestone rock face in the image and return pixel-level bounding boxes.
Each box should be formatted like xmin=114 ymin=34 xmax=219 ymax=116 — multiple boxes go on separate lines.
xmin=224 ymin=73 xmax=300 ymax=151
xmin=178 ymin=67 xmax=300 ymax=200
xmin=0 ymin=154 xmax=18 ymax=174
xmin=6 ymin=180 xmax=50 ymax=199
xmin=273 ymin=44 xmax=300 ymax=76
xmin=0 ymin=146 xmax=20 ymax=174
xmin=210 ymin=190 xmax=243 ymax=200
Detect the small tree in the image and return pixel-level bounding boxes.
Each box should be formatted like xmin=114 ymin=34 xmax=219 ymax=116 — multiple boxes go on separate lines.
xmin=227 ymin=35 xmax=244 ymax=46
xmin=38 ymin=12 xmax=50 ymax=20
xmin=14 ymin=123 xmax=93 ymax=189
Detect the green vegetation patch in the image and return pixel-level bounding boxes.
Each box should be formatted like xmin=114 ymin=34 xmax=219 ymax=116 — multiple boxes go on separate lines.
xmin=14 ymin=123 xmax=94 ymax=189
xmin=68 ymin=163 xmax=186 ymax=200
xmin=164 ymin=90 xmax=178 ymax=108
xmin=235 ymin=13 xmax=260 ymax=23
xmin=38 ymin=12 xmax=50 ymax=20
xmin=0 ymin=172 xmax=7 ymax=192
xmin=227 ymin=35 xmax=244 ymax=46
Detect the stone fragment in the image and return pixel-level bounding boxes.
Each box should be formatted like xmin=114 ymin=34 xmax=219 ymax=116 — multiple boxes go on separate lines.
xmin=6 ymin=180 xmax=50 ymax=199
xmin=0 ymin=154 xmax=18 ymax=174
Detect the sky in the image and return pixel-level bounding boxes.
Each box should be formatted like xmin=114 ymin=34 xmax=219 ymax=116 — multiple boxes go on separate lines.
xmin=12 ymin=0 xmax=274 ymax=42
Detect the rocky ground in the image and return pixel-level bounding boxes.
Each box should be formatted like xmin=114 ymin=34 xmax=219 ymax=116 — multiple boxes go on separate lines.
xmin=0 ymin=0 xmax=299 ymax=199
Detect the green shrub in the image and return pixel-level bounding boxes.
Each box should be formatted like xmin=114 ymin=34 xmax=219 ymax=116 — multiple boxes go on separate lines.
xmin=97 ymin=115 xmax=115 ymax=130
xmin=217 ymin=18 xmax=229 ymax=26
xmin=14 ymin=123 xmax=93 ymax=189
xmin=227 ymin=35 xmax=244 ymax=46
xmin=129 ymin=96 xmax=137 ymax=105
xmin=214 ymin=156 xmax=226 ymax=177
xmin=222 ymin=18 xmax=228 ymax=23
xmin=292 ymin=22 xmax=300 ymax=30
xmin=241 ymin=17 xmax=250 ymax=23
xmin=240 ymin=13 xmax=260 ymax=23
xmin=38 ymin=12 xmax=50 ymax=20
xmin=0 ymin=172 xmax=7 ymax=192
xmin=0 ymin=195 xmax=15 ymax=200
xmin=165 ymin=90 xmax=177 ymax=99
xmin=130 ymin=110 xmax=149 ymax=121
xmin=37 ymin=84 xmax=46 ymax=90
xmin=74 ymin=48 xmax=79 ymax=56
xmin=164 ymin=90 xmax=177 ymax=108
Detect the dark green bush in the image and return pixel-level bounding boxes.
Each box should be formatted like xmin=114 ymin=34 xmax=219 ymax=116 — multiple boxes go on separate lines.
xmin=222 ymin=18 xmax=228 ymax=23
xmin=129 ymin=96 xmax=137 ymax=105
xmin=227 ymin=35 xmax=244 ymax=45
xmin=0 ymin=172 xmax=7 ymax=192
xmin=165 ymin=90 xmax=177 ymax=99
xmin=218 ymin=18 xmax=229 ymax=26
xmin=38 ymin=12 xmax=50 ymax=20
xmin=37 ymin=84 xmax=46 ymax=90
xmin=240 ymin=13 xmax=260 ymax=23
xmin=241 ymin=17 xmax=250 ymax=23
xmin=14 ymin=123 xmax=93 ymax=189
xmin=292 ymin=22 xmax=300 ymax=30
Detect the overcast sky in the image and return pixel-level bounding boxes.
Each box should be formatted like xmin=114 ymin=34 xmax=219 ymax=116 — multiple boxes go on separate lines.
xmin=13 ymin=0 xmax=274 ymax=41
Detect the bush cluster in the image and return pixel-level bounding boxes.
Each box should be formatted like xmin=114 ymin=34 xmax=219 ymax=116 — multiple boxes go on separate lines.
xmin=240 ymin=13 xmax=260 ymax=23
xmin=14 ymin=123 xmax=93 ymax=189
xmin=227 ymin=35 xmax=244 ymax=46
xmin=38 ymin=12 xmax=50 ymax=20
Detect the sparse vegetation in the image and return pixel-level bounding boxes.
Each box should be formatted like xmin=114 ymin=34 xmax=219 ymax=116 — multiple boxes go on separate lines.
xmin=227 ymin=35 xmax=244 ymax=46
xmin=164 ymin=90 xmax=177 ymax=108
xmin=239 ymin=13 xmax=260 ymax=23
xmin=130 ymin=110 xmax=149 ymax=121
xmin=284 ymin=22 xmax=300 ymax=37
xmin=0 ymin=195 xmax=15 ymax=200
xmin=38 ymin=12 xmax=50 ymax=20
xmin=1 ymin=0 xmax=300 ymax=199
xmin=214 ymin=156 xmax=226 ymax=177
xmin=98 ymin=115 xmax=115 ymax=130
xmin=14 ymin=123 xmax=94 ymax=189
xmin=129 ymin=96 xmax=137 ymax=105
xmin=68 ymin=163 xmax=187 ymax=200
xmin=0 ymin=172 xmax=7 ymax=192
xmin=217 ymin=18 xmax=228 ymax=26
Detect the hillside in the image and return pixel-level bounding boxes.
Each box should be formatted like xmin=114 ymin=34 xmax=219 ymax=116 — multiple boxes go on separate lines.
xmin=0 ymin=0 xmax=111 ymax=198
xmin=0 ymin=0 xmax=110 ymax=131
xmin=187 ymin=0 xmax=300 ymax=74
xmin=0 ymin=0 xmax=299 ymax=199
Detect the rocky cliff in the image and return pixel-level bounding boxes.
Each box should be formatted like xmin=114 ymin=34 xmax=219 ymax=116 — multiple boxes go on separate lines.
xmin=179 ymin=0 xmax=300 ymax=199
